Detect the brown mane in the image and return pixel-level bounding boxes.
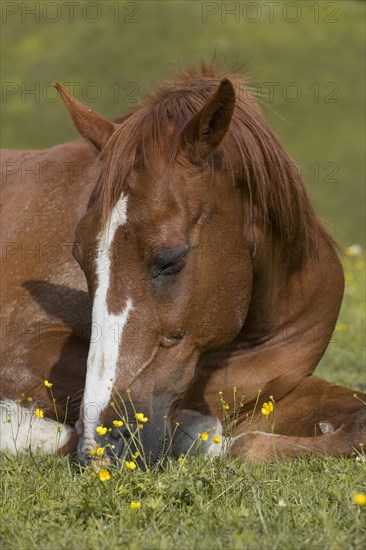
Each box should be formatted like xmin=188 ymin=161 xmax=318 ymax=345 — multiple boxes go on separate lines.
xmin=96 ymin=62 xmax=334 ymax=273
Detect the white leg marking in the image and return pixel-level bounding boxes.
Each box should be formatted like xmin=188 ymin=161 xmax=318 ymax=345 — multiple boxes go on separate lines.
xmin=318 ymin=421 xmax=334 ymax=434
xmin=82 ymin=194 xmax=132 ymax=450
xmin=0 ymin=401 xmax=74 ymax=454
xmin=172 ymin=409 xmax=228 ymax=458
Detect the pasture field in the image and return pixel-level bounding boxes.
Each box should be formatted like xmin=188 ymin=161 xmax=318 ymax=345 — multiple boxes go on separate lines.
xmin=0 ymin=254 xmax=365 ymax=550
xmin=1 ymin=2 xmax=365 ymax=548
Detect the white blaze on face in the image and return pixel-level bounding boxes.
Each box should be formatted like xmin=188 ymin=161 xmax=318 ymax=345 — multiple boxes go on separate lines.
xmin=82 ymin=194 xmax=132 ymax=451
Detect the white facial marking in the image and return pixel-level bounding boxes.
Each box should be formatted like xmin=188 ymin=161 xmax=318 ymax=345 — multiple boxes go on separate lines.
xmin=82 ymin=194 xmax=132 ymax=451
xmin=0 ymin=401 xmax=74 ymax=454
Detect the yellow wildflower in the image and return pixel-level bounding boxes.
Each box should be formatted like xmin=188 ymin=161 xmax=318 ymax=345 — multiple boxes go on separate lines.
xmin=261 ymin=401 xmax=274 ymax=416
xmin=131 ymin=452 xmax=139 ymax=459
xmin=178 ymin=457 xmax=184 ymax=463
xmin=125 ymin=461 xmax=137 ymax=471
xmin=27 ymin=397 xmax=33 ymax=402
xmin=98 ymin=469 xmax=111 ymax=482
xmin=44 ymin=380 xmax=53 ymax=388
xmin=201 ymin=432 xmax=209 ymax=441
xmin=224 ymin=403 xmax=230 ymax=410
xmin=35 ymin=408 xmax=44 ymax=418
xmin=345 ymin=244 xmax=362 ymax=256
xmin=213 ymin=435 xmax=222 ymax=444
xmin=96 ymin=426 xmax=107 ymax=436
xmin=113 ymin=420 xmax=124 ymax=428
xmin=354 ymin=493 xmax=366 ymax=506
xmin=135 ymin=412 xmax=148 ymax=423
xmin=90 ymin=447 xmax=105 ymax=456
xmin=130 ymin=501 xmax=141 ymax=510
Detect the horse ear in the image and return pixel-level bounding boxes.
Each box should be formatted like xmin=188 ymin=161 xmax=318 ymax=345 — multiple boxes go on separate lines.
xmin=180 ymin=78 xmax=235 ymax=163
xmin=53 ymin=82 xmax=117 ymax=152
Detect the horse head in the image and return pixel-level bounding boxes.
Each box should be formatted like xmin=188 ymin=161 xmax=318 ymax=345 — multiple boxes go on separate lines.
xmin=55 ymin=77 xmax=254 ymax=466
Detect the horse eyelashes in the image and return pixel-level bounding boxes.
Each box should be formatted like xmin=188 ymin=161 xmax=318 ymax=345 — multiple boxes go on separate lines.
xmin=151 ymin=246 xmax=189 ymax=279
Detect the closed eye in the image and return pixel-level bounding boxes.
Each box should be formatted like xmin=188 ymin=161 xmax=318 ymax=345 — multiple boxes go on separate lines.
xmin=151 ymin=245 xmax=189 ymax=279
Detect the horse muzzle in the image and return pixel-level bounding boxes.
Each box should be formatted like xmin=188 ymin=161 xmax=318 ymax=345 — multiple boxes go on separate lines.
xmin=77 ymin=410 xmax=170 ymax=469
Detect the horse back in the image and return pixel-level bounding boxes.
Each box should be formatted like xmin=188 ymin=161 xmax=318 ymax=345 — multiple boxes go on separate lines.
xmin=1 ymin=140 xmax=95 ymax=410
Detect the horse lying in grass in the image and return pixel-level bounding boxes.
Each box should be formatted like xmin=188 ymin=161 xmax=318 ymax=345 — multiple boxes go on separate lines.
xmin=1 ymin=65 xmax=365 ymax=465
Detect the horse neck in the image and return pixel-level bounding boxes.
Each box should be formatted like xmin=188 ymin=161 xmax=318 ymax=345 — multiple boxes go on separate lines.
xmin=236 ymin=226 xmax=342 ymax=348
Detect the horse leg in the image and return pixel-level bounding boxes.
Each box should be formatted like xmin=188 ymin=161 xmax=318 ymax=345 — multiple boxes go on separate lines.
xmin=0 ymin=331 xmax=87 ymax=455
xmin=230 ymin=376 xmax=366 ymax=461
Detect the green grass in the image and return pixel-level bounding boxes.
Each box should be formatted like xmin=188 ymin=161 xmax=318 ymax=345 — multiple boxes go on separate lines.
xmin=316 ymin=254 xmax=365 ymax=390
xmin=0 ymin=256 xmax=365 ymax=549
xmin=1 ymin=453 xmax=365 ymax=550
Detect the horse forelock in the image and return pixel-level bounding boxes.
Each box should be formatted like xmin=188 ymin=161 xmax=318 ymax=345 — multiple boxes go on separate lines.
xmin=96 ymin=63 xmax=335 ymax=275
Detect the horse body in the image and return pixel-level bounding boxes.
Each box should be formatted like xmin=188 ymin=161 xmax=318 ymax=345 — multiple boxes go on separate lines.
xmin=1 ymin=141 xmax=94 ymax=450
xmin=1 ymin=65 xmax=365 ymax=461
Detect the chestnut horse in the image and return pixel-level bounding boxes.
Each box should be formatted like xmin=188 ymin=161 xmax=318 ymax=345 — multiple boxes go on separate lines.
xmin=1 ymin=65 xmax=365 ymax=464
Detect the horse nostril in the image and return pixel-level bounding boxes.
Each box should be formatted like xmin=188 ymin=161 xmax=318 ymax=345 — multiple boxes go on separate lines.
xmin=106 ymin=426 xmax=130 ymax=460
xmin=107 ymin=434 xmax=125 ymax=459
xmin=110 ymin=425 xmax=130 ymax=440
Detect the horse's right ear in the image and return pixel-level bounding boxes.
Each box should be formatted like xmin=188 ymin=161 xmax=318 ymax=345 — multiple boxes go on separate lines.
xmin=53 ymin=82 xmax=117 ymax=152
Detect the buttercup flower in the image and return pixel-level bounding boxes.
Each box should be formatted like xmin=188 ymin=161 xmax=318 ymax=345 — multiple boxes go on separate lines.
xmin=345 ymin=244 xmax=362 ymax=256
xmin=201 ymin=432 xmax=209 ymax=441
xmin=113 ymin=420 xmax=123 ymax=428
xmin=213 ymin=435 xmax=222 ymax=444
xmin=354 ymin=493 xmax=366 ymax=506
xmin=35 ymin=408 xmax=44 ymax=418
xmin=135 ymin=413 xmax=148 ymax=423
xmin=261 ymin=401 xmax=274 ymax=416
xmin=44 ymin=380 xmax=53 ymax=388
xmin=96 ymin=426 xmax=107 ymax=436
xmin=131 ymin=452 xmax=139 ymax=459
xmin=98 ymin=469 xmax=111 ymax=482
xmin=90 ymin=447 xmax=105 ymax=456
xmin=125 ymin=461 xmax=137 ymax=471
xmin=130 ymin=502 xmax=141 ymax=509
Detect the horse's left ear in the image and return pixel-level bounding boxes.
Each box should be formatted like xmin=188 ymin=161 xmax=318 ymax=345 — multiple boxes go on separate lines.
xmin=53 ymin=82 xmax=117 ymax=152
xmin=180 ymin=78 xmax=235 ymax=163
